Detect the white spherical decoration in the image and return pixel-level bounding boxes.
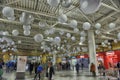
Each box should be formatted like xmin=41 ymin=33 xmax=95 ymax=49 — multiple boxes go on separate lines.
xmin=34 ymin=34 xmax=44 ymax=42
xmin=80 ymin=31 xmax=86 ymax=36
xmin=18 ymin=40 xmax=21 ymax=44
xmin=71 ymin=36 xmax=76 ymax=41
xmin=95 ymin=30 xmax=100 ymax=34
xmin=80 ymin=36 xmax=85 ymax=42
xmin=83 ymin=22 xmax=91 ymax=30
xmin=69 ymin=20 xmax=77 ymax=28
xmin=104 ymin=40 xmax=108 ymax=44
xmin=47 ymin=0 xmax=60 ymax=7
xmin=54 ymin=37 xmax=61 ymax=44
xmin=12 ymin=29 xmax=19 ymax=36
xmin=58 ymin=14 xmax=67 ymax=23
xmin=23 ymin=30 xmax=30 ymax=36
xmin=109 ymin=23 xmax=116 ymax=29
xmin=74 ymin=28 xmax=79 ymax=32
xmin=39 ymin=21 xmax=47 ymax=28
xmin=2 ymin=7 xmax=14 ymax=18
xmin=81 ymin=1 xmax=88 ymax=9
xmin=7 ymin=16 xmax=15 ymax=21
xmin=95 ymin=23 xmax=101 ymax=29
xmin=23 ymin=25 xmax=31 ymax=30
xmin=61 ymin=0 xmax=72 ymax=8
xmin=2 ymin=49 xmax=7 ymax=53
xmin=3 ymin=31 xmax=9 ymax=36
xmin=114 ymin=39 xmax=117 ymax=43
xmin=117 ymin=33 xmax=120 ymax=39
xmin=66 ymin=33 xmax=71 ymax=38
xmin=59 ymin=30 xmax=64 ymax=35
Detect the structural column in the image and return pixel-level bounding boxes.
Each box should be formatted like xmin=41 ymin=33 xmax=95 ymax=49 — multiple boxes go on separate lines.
xmin=53 ymin=54 xmax=56 ymax=66
xmin=88 ymin=30 xmax=98 ymax=75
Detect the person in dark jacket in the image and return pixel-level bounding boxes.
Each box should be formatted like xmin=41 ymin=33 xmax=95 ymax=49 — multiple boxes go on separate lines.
xmin=75 ymin=63 xmax=80 ymax=74
xmin=29 ymin=62 xmax=34 ymax=75
xmin=46 ymin=62 xmax=55 ymax=80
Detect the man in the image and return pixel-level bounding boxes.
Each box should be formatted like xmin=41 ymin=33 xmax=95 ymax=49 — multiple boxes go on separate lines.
xmin=34 ymin=63 xmax=43 ymax=80
xmin=117 ymin=62 xmax=120 ymax=76
xmin=75 ymin=62 xmax=80 ymax=75
xmin=90 ymin=63 xmax=96 ymax=77
xmin=46 ymin=62 xmax=55 ymax=80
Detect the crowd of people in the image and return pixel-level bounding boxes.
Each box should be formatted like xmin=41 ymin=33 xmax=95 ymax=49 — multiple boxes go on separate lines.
xmin=0 ymin=60 xmax=120 ymax=80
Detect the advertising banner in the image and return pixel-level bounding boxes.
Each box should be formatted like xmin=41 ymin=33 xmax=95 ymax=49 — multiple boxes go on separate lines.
xmin=16 ymin=56 xmax=27 ymax=72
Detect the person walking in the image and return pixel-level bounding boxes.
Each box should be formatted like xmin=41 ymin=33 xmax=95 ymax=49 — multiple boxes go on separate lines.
xmin=46 ymin=62 xmax=55 ymax=80
xmin=75 ymin=62 xmax=80 ymax=75
xmin=90 ymin=63 xmax=96 ymax=77
xmin=29 ymin=62 xmax=34 ymax=75
xmin=34 ymin=63 xmax=43 ymax=80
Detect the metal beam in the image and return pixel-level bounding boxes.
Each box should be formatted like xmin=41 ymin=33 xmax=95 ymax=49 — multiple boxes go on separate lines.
xmin=95 ymin=11 xmax=117 ymax=22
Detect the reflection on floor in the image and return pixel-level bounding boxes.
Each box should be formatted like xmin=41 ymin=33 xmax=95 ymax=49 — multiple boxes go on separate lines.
xmin=2 ymin=70 xmax=118 ymax=80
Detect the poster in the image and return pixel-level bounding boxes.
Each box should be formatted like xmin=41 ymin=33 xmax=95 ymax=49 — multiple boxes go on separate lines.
xmin=17 ymin=56 xmax=27 ymax=72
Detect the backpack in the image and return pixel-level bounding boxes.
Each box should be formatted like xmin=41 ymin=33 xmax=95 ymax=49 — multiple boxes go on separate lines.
xmin=37 ymin=65 xmax=43 ymax=72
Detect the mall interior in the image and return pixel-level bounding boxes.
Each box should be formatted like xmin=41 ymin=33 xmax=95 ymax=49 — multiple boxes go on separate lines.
xmin=0 ymin=0 xmax=120 ymax=80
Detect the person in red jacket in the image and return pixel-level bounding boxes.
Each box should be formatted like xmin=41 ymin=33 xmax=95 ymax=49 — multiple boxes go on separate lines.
xmin=90 ymin=63 xmax=96 ymax=77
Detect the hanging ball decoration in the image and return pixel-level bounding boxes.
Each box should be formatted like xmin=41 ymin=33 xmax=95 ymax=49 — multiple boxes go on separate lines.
xmin=80 ymin=31 xmax=86 ymax=37
xmin=74 ymin=28 xmax=79 ymax=32
xmin=3 ymin=31 xmax=9 ymax=36
xmin=2 ymin=7 xmax=14 ymax=18
xmin=114 ymin=39 xmax=118 ymax=43
xmin=95 ymin=30 xmax=101 ymax=34
xmin=66 ymin=33 xmax=71 ymax=38
xmin=18 ymin=40 xmax=21 ymax=44
xmin=54 ymin=36 xmax=61 ymax=44
xmin=104 ymin=40 xmax=108 ymax=44
xmin=47 ymin=0 xmax=60 ymax=7
xmin=34 ymin=34 xmax=44 ymax=42
xmin=71 ymin=36 xmax=76 ymax=41
xmin=83 ymin=22 xmax=91 ymax=30
xmin=80 ymin=36 xmax=85 ymax=42
xmin=109 ymin=23 xmax=116 ymax=29
xmin=12 ymin=29 xmax=19 ymax=36
xmin=7 ymin=16 xmax=15 ymax=21
xmin=58 ymin=14 xmax=67 ymax=23
xmin=81 ymin=1 xmax=88 ymax=9
xmin=23 ymin=25 xmax=31 ymax=30
xmin=95 ymin=23 xmax=101 ymax=29
xmin=69 ymin=20 xmax=78 ymax=28
xmin=23 ymin=30 xmax=30 ymax=36
xmin=117 ymin=33 xmax=120 ymax=39
xmin=61 ymin=0 xmax=72 ymax=8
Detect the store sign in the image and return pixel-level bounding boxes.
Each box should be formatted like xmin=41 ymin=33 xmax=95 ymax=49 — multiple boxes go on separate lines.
xmin=106 ymin=51 xmax=114 ymax=55
xmin=17 ymin=56 xmax=27 ymax=72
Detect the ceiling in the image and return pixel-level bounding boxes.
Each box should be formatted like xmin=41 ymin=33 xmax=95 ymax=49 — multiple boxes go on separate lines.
xmin=0 ymin=0 xmax=120 ymax=55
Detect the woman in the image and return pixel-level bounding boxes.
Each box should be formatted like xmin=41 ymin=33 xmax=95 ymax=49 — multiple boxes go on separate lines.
xmin=46 ymin=62 xmax=55 ymax=80
xmin=90 ymin=63 xmax=96 ymax=77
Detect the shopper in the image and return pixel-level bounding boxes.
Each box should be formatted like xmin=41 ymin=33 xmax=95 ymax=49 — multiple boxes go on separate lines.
xmin=46 ymin=62 xmax=55 ymax=80
xmin=29 ymin=62 xmax=34 ymax=75
xmin=34 ymin=63 xmax=43 ymax=80
xmin=75 ymin=62 xmax=80 ymax=75
xmin=117 ymin=62 xmax=120 ymax=76
xmin=90 ymin=63 xmax=96 ymax=77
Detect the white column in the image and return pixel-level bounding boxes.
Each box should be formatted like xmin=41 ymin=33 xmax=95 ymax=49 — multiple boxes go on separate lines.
xmin=53 ymin=54 xmax=56 ymax=66
xmin=88 ymin=30 xmax=98 ymax=75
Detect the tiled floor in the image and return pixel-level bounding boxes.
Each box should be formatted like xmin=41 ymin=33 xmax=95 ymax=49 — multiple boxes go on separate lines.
xmin=2 ymin=70 xmax=118 ymax=80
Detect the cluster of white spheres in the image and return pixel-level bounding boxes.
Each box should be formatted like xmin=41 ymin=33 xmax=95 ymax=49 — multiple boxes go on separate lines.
xmin=34 ymin=34 xmax=44 ymax=42
xmin=61 ymin=0 xmax=72 ymax=8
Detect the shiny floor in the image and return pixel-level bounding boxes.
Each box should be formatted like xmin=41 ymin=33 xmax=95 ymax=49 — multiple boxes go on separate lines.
xmin=2 ymin=70 xmax=118 ymax=80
